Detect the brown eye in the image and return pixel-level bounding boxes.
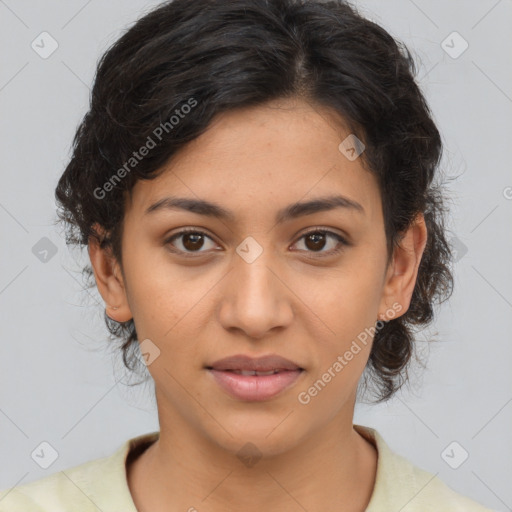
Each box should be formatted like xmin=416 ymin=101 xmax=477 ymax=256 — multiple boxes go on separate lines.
xmin=304 ymin=232 xmax=327 ymax=251
xmin=181 ymin=232 xmax=206 ymax=251
xmin=165 ymin=229 xmax=217 ymax=255
xmin=164 ymin=227 xmax=349 ymax=259
xmin=293 ymin=229 xmax=348 ymax=257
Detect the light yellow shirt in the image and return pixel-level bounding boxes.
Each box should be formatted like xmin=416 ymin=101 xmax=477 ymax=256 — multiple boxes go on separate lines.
xmin=0 ymin=424 xmax=495 ymax=511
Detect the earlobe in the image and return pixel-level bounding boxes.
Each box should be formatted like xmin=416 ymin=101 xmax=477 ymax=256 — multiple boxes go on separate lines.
xmin=378 ymin=213 xmax=428 ymax=320
xmin=88 ymin=223 xmax=133 ymax=322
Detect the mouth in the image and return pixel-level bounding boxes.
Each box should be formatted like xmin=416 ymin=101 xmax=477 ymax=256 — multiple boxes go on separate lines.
xmin=212 ymin=369 xmax=295 ymax=376
xmin=205 ymin=354 xmax=305 ymax=401
xmin=206 ymin=353 xmax=303 ymax=373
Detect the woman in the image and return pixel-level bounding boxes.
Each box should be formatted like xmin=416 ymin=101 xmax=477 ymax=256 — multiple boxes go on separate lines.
xmin=0 ymin=0 xmax=496 ymax=510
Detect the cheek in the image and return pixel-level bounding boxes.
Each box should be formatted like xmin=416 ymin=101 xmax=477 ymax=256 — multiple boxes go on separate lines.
xmin=121 ymin=247 xmax=188 ymax=338
xmin=123 ymin=252 xmax=218 ymax=370
xmin=130 ymin=284 xmax=197 ymax=345
xmin=316 ymin=265 xmax=383 ymax=328
xmin=305 ymin=265 xmax=383 ymax=367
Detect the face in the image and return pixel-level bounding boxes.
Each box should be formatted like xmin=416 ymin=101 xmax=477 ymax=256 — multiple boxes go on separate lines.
xmin=90 ymin=97 xmax=425 ymax=457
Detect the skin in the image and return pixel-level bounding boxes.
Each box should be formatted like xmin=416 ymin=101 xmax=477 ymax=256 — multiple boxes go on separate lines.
xmin=89 ymin=97 xmax=427 ymax=512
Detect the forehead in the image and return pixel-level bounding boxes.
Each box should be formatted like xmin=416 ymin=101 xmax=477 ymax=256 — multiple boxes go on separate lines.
xmin=126 ymin=98 xmax=381 ymax=226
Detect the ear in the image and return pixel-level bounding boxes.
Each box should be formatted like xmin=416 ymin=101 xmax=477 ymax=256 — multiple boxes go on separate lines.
xmin=88 ymin=223 xmax=133 ymax=322
xmin=377 ymin=213 xmax=428 ymax=321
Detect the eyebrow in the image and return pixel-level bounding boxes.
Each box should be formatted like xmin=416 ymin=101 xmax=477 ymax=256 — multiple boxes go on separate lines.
xmin=144 ymin=194 xmax=365 ymax=223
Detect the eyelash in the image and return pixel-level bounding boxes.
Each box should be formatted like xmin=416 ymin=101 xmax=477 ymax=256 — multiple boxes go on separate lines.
xmin=164 ymin=227 xmax=349 ymax=259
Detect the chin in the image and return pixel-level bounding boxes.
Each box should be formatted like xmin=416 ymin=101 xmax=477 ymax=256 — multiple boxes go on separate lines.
xmin=203 ymin=412 xmax=304 ymax=459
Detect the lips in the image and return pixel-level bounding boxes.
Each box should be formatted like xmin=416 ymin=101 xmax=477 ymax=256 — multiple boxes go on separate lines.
xmin=226 ymin=369 xmax=281 ymax=376
xmin=206 ymin=354 xmax=303 ymax=372
xmin=206 ymin=354 xmax=305 ymax=401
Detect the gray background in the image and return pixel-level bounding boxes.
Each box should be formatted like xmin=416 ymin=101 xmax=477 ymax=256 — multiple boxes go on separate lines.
xmin=1 ymin=0 xmax=511 ymax=510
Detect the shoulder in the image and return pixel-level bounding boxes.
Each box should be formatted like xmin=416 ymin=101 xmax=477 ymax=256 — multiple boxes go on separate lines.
xmin=0 ymin=456 xmax=107 ymax=511
xmin=0 ymin=433 xmax=156 ymax=512
xmin=354 ymin=424 xmax=497 ymax=512
xmin=394 ymin=453 xmax=496 ymax=511
xmin=0 ymin=450 xmax=124 ymax=512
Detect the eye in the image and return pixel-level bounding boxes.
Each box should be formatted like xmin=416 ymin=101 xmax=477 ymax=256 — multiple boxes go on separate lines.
xmin=164 ymin=228 xmax=218 ymax=256
xmin=164 ymin=227 xmax=349 ymax=258
xmin=292 ymin=228 xmax=349 ymax=257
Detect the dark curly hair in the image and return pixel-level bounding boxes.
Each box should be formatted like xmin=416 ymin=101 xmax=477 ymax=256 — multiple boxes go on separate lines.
xmin=54 ymin=0 xmax=454 ymax=403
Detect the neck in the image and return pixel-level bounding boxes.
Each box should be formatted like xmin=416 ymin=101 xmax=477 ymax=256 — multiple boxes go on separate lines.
xmin=127 ymin=412 xmax=377 ymax=512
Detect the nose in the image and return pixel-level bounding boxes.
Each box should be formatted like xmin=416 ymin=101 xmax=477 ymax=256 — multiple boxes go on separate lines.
xmin=217 ymin=248 xmax=294 ymax=340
